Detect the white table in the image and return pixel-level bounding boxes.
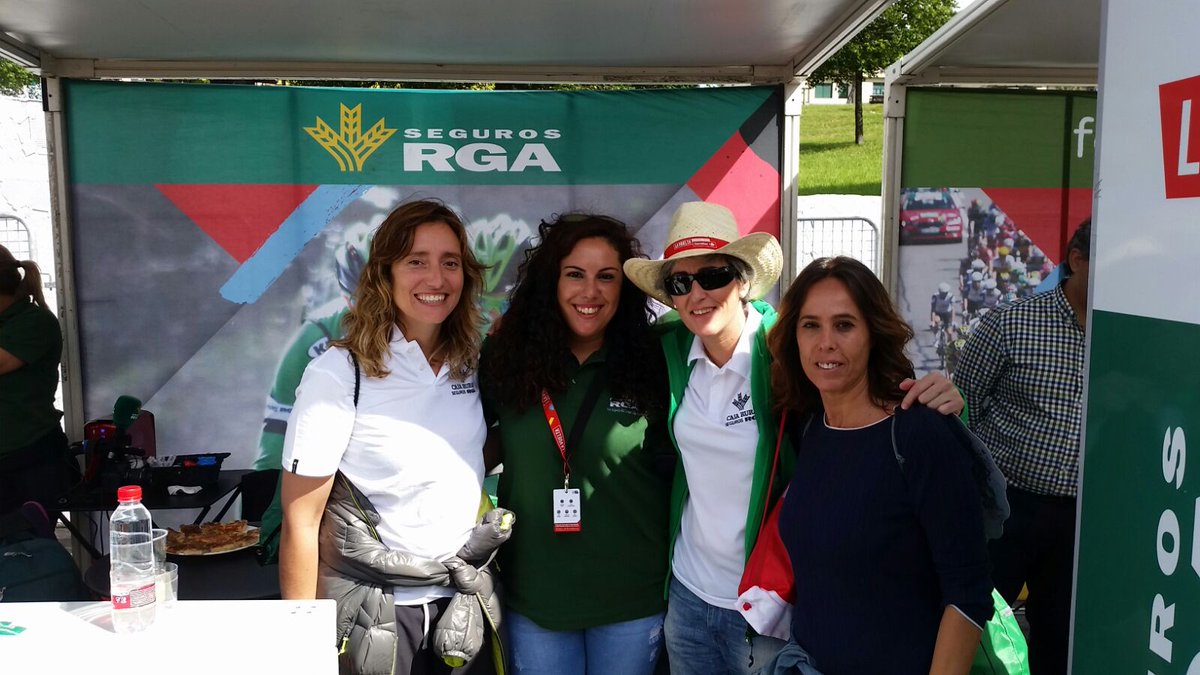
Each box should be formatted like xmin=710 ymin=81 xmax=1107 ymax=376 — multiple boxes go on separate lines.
xmin=0 ymin=599 xmax=337 ymax=673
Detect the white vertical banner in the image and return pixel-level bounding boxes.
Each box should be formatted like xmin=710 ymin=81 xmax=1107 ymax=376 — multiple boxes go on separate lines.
xmin=1075 ymin=1 xmax=1200 ymax=674
xmin=1089 ymin=0 xmax=1200 ymax=322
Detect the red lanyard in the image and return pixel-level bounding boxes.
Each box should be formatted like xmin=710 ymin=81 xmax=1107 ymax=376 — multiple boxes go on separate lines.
xmin=540 ymin=389 xmax=571 ymax=488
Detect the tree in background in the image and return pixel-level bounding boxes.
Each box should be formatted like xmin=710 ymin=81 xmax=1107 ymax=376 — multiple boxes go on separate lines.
xmin=811 ymin=0 xmax=955 ymax=144
xmin=0 ymin=61 xmax=38 ymax=97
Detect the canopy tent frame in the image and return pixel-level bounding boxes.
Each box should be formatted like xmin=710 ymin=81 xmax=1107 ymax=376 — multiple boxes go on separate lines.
xmin=2 ymin=0 xmax=894 ymax=84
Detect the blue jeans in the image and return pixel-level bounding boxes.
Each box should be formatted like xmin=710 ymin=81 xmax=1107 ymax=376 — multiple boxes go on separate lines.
xmin=665 ymin=578 xmax=785 ymax=675
xmin=505 ymin=608 xmax=664 ymax=675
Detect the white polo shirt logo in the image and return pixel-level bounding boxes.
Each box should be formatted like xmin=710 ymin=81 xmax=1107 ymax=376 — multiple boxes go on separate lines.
xmin=725 ymin=391 xmax=756 ymax=427
xmin=451 ymin=381 xmax=477 ymax=396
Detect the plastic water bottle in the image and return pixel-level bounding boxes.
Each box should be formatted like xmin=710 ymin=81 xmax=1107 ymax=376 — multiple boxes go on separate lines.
xmin=110 ymin=485 xmax=156 ymax=632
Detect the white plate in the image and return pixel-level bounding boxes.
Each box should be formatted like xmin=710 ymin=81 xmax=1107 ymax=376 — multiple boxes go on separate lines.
xmin=167 ymin=525 xmax=260 ymax=556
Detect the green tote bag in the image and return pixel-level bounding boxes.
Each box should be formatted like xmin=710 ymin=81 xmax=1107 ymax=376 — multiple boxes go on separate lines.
xmin=972 ymin=590 xmax=1030 ymax=675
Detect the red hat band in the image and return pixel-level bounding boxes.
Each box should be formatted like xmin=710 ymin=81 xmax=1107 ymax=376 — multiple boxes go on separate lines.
xmin=664 ymin=236 xmax=730 ymax=260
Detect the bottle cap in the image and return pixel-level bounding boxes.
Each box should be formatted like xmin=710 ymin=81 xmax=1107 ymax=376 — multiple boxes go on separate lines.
xmin=117 ymin=485 xmax=143 ymax=502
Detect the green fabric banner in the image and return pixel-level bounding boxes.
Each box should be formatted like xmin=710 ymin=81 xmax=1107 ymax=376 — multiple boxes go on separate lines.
xmin=63 ymin=81 xmax=783 ymax=470
xmin=902 ymin=89 xmax=1096 ymax=189
xmin=1075 ymin=309 xmax=1200 ymax=673
xmin=66 ymin=81 xmax=772 ymax=185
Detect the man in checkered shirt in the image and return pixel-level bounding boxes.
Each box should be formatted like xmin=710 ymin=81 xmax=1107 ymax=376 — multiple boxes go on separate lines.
xmin=953 ymin=219 xmax=1090 ymax=675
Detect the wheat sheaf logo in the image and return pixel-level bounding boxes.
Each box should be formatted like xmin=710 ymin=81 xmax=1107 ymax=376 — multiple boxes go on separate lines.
xmin=732 ymin=392 xmax=751 ymax=411
xmin=305 ymin=104 xmax=397 ymax=172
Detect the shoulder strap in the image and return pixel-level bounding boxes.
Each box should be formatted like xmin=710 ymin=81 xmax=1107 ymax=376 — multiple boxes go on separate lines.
xmin=890 ymin=414 xmax=904 ymax=470
xmin=754 ymin=411 xmax=815 ymax=535
xmin=348 ymin=351 xmax=361 ymax=408
xmin=332 ymin=356 xmax=375 ymax=543
xmin=755 ymin=410 xmax=789 ymax=537
xmin=313 ymin=317 xmax=338 ymax=343
xmin=888 ymin=410 xmax=1010 ymax=540
xmin=565 ymin=370 xmax=607 ymax=455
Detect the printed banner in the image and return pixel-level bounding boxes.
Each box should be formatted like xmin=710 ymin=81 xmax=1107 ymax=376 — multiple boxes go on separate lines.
xmin=65 ymin=81 xmax=783 ymax=470
xmin=896 ymin=88 xmax=1095 ymax=377
xmin=1075 ymin=0 xmax=1200 ymax=672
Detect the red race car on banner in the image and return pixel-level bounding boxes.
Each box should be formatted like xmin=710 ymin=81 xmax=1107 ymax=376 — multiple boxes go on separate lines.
xmin=900 ymin=189 xmax=964 ymax=244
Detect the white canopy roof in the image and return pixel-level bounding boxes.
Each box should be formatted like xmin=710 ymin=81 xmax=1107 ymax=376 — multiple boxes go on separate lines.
xmin=889 ymin=0 xmax=1101 ymax=86
xmin=0 ymin=0 xmax=892 ymax=83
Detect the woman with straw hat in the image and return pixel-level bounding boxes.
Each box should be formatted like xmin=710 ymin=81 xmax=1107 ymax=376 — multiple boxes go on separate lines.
xmin=624 ymin=202 xmax=964 ymax=674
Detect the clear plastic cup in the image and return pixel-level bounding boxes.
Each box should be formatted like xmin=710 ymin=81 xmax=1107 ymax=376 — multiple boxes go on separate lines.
xmin=155 ymin=562 xmax=179 ymax=607
xmin=151 ymin=528 xmax=168 ymax=570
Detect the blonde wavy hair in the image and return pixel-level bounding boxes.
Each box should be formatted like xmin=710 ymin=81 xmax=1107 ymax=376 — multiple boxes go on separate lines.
xmin=0 ymin=244 xmax=48 ymax=308
xmin=332 ymin=200 xmax=485 ymax=380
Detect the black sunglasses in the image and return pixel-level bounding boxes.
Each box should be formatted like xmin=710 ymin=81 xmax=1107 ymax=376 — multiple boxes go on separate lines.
xmin=664 ymin=266 xmax=737 ymax=296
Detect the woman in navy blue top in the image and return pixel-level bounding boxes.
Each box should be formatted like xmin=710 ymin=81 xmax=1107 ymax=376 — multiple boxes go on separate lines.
xmin=766 ymin=257 xmax=992 ymax=675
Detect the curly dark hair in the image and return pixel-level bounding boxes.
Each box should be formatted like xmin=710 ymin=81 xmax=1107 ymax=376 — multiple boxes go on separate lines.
xmin=480 ymin=214 xmax=666 ymax=416
xmin=768 ymin=256 xmax=915 ymax=416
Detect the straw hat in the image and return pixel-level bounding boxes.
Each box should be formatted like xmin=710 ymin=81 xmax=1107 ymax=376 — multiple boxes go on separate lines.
xmin=624 ymin=201 xmax=782 ymax=305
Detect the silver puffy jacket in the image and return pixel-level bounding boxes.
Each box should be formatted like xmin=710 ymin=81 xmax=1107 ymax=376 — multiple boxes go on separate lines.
xmin=318 ymin=473 xmax=513 ymax=675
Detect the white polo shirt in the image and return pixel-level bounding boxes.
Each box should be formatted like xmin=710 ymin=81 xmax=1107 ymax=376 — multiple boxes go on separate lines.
xmin=672 ymin=304 xmax=762 ymax=609
xmin=282 ymin=333 xmax=486 ymax=605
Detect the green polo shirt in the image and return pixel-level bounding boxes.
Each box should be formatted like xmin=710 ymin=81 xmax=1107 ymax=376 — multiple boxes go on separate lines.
xmin=483 ymin=347 xmax=672 ymax=630
xmin=0 ymin=297 xmax=63 ymax=454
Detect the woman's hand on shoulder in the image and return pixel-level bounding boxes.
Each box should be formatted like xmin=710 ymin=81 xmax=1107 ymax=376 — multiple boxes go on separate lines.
xmin=898 ymin=373 xmax=964 ymax=416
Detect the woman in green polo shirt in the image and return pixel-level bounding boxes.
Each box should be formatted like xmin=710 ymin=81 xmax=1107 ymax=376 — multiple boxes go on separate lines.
xmin=0 ymin=244 xmax=67 ymax=515
xmin=479 ymin=214 xmax=671 ymax=674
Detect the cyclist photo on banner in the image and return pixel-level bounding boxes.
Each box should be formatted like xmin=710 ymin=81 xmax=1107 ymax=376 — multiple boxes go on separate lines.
xmin=897 ymin=187 xmax=1080 ymax=378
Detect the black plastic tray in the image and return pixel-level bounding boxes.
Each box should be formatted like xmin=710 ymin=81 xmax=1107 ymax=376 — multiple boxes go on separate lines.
xmin=149 ymin=452 xmax=231 ymax=491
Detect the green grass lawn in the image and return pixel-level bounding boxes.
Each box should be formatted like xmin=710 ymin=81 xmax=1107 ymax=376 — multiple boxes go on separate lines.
xmin=798 ymin=103 xmax=884 ymax=196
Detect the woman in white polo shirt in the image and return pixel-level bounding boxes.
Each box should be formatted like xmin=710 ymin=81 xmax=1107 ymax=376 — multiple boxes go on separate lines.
xmin=624 ymin=202 xmax=964 ymax=675
xmin=279 ymin=200 xmax=494 ymax=675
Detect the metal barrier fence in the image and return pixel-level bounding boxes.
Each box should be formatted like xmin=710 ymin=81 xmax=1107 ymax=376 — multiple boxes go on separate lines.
xmin=795 ymin=216 xmax=880 ymax=275
xmin=0 ymin=214 xmax=53 ymax=290
xmin=0 ymin=214 xmax=33 ymax=260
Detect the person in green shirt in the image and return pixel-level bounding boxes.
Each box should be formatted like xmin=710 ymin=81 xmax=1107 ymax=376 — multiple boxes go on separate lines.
xmin=479 ymin=214 xmax=672 ymax=674
xmin=0 ymin=244 xmax=67 ymax=514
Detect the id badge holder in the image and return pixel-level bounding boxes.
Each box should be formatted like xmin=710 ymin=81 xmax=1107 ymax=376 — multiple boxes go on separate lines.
xmin=552 ymin=485 xmax=581 ymax=533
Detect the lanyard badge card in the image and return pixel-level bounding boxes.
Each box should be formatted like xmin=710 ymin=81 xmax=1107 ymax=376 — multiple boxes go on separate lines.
xmin=540 ymin=375 xmax=604 ymax=534
xmin=553 ymin=484 xmax=581 ymax=533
